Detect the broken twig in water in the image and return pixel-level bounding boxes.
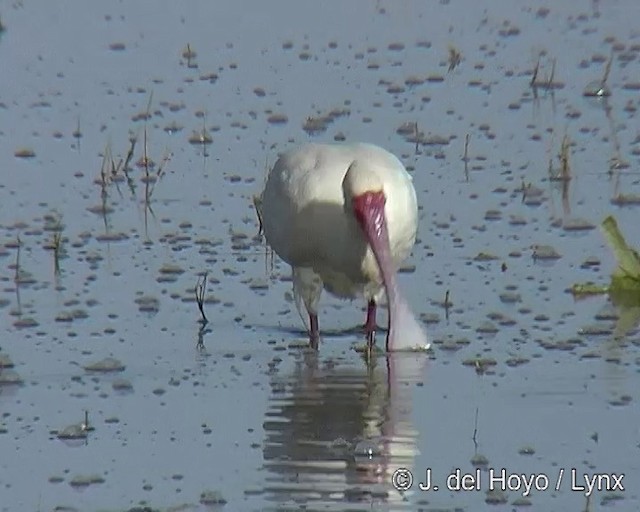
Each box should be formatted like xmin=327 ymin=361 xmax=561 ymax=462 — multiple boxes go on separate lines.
xmin=195 ymin=272 xmax=209 ymax=324
xmin=472 ymin=407 xmax=479 ymax=450
xmin=14 ymin=235 xmax=21 ymax=284
xmin=463 ymin=133 xmax=470 ymax=182
xmin=253 ymin=195 xmax=264 ymax=237
xmin=444 ymin=289 xmax=452 ymax=321
xmin=530 ymin=55 xmax=540 ymax=87
xmin=448 ymin=45 xmax=462 ymax=72
xmin=52 ymin=230 xmax=62 ymax=276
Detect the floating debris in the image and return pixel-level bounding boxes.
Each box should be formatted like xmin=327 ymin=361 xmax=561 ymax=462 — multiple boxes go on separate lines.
xmin=108 ymin=42 xmax=125 ymax=51
xmin=485 ymin=489 xmax=508 ymax=504
xmin=163 ymin=121 xmax=183 ymax=134
xmin=69 ymin=474 xmax=105 ymax=488
xmin=83 ymin=357 xmax=125 ymax=373
xmin=15 ymin=269 xmax=36 ymax=285
xmin=611 ymin=193 xmax=640 ymax=206
xmin=404 ymin=75 xmax=426 ymax=87
xmin=437 ymin=337 xmax=469 ymax=352
xmin=386 ymin=83 xmax=405 ymax=94
xmin=54 ymin=311 xmax=75 ymax=322
xmin=200 ymin=73 xmax=218 ymax=84
xmin=396 ymin=122 xmax=416 ymax=136
xmin=0 ymin=370 xmax=23 ymax=386
xmin=14 ymin=148 xmax=36 ymax=158
xmin=95 ymin=232 xmax=129 ymax=242
xmin=267 ymin=113 xmax=288 ymax=124
xmin=302 ymin=116 xmax=329 ymax=134
xmin=509 ymin=215 xmax=527 ymax=226
xmin=462 ymin=358 xmax=497 ymax=373
xmin=182 ymin=43 xmax=197 ymax=60
xmin=57 ymin=412 xmax=94 ymax=440
xmin=522 ymin=186 xmax=546 ymax=206
xmin=538 ymin=338 xmax=585 ymax=350
xmin=471 ymin=453 xmax=489 ymax=467
xmin=447 ymin=45 xmax=462 ymax=71
xmin=608 ymin=395 xmax=632 ymax=407
xmin=581 ymin=256 xmax=601 ymax=269
xmin=13 ymin=317 xmax=39 ymax=329
xmin=476 ymin=321 xmax=498 ymax=334
xmin=474 ymin=252 xmax=499 ymax=262
xmin=248 ymin=278 xmax=269 ymax=290
xmin=57 ymin=423 xmax=89 ymax=440
xmin=87 ymin=204 xmax=115 ymax=215
xmin=200 ymin=490 xmax=228 ymax=505
xmin=188 ymin=129 xmax=213 ymax=145
xmin=562 ymin=218 xmax=596 ymax=232
xmin=571 ymin=282 xmax=607 ymax=296
xmin=579 ymin=324 xmax=614 ymax=336
xmin=583 ymin=80 xmax=611 ymax=97
xmin=488 ymin=312 xmax=516 ymax=326
xmin=594 ymin=305 xmax=619 ymax=321
xmin=484 ymin=209 xmax=502 ymax=221
xmin=112 ymin=378 xmax=133 ymax=392
xmin=159 ymin=264 xmax=185 ymax=275
xmin=0 ymin=354 xmax=14 ymax=368
xmin=420 ymin=312 xmax=441 ymax=324
xmin=499 ymin=292 xmax=521 ymax=304
xmin=134 ymin=295 xmax=160 ymax=314
xmin=505 ymin=356 xmax=529 ymax=367
xmin=532 ymin=245 xmax=561 ymax=260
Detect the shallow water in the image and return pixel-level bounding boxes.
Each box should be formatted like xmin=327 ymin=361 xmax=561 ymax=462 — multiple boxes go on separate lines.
xmin=1 ymin=0 xmax=640 ymax=510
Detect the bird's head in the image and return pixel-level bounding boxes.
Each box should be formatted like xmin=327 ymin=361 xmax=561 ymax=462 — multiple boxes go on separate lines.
xmin=342 ymin=161 xmax=386 ymax=238
xmin=343 ymin=159 xmax=429 ymax=352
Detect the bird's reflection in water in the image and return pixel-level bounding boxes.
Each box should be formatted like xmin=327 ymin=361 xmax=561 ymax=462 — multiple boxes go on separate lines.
xmin=262 ymin=349 xmax=427 ymax=511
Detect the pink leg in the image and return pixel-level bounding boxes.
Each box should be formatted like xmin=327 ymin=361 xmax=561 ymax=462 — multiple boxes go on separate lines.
xmin=309 ymin=313 xmax=319 ymax=349
xmin=365 ymin=299 xmax=376 ymax=348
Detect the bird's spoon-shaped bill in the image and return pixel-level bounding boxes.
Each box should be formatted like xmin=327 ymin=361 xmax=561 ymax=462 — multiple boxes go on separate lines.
xmin=353 ymin=191 xmax=430 ymax=351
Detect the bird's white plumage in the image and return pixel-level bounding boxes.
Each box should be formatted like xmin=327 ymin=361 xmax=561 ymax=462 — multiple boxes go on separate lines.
xmin=260 ymin=142 xmax=418 ymax=306
xmin=259 ymin=142 xmax=428 ymax=351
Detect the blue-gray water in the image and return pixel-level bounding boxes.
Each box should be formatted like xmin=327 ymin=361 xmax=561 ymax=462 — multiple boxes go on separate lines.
xmin=1 ymin=1 xmax=639 ymax=510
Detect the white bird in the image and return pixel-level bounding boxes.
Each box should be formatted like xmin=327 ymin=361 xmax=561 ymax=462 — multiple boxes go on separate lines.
xmin=258 ymin=142 xmax=429 ymax=352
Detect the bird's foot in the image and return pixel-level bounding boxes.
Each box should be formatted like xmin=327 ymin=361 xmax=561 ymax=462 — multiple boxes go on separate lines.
xmin=308 ymin=332 xmax=320 ymax=350
xmin=366 ymin=328 xmax=376 ymax=349
xmin=364 ymin=299 xmax=377 ymax=350
xmin=365 ymin=329 xmax=376 ymax=360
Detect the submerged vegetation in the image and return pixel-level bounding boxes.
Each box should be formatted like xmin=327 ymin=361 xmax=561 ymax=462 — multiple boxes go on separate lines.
xmin=572 ymin=216 xmax=640 ymax=299
xmin=572 ymin=216 xmax=640 ymax=339
xmin=600 ymin=216 xmax=640 ymax=297
xmin=195 ymin=272 xmax=209 ymax=325
xmin=91 ymin=94 xmax=171 ymax=239
xmin=572 ymin=216 xmax=640 ymax=341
